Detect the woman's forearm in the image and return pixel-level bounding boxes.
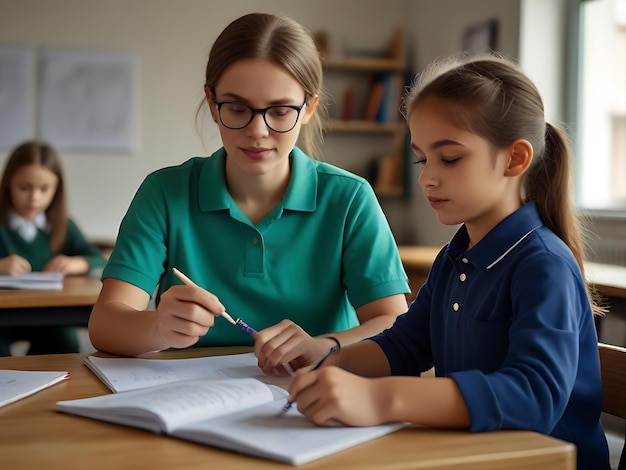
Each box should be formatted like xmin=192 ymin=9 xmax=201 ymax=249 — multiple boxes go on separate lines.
xmin=89 ymin=302 xmax=166 ymax=357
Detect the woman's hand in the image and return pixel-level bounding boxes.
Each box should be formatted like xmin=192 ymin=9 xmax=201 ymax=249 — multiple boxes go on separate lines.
xmin=43 ymin=255 xmax=89 ymax=275
xmin=288 ymin=366 xmax=390 ymax=426
xmin=153 ymin=284 xmax=225 ymax=350
xmin=254 ymin=319 xmax=337 ymax=376
xmin=0 ymin=254 xmax=32 ymax=275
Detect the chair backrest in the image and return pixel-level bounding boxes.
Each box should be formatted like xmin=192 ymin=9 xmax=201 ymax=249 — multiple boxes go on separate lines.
xmin=598 ymin=342 xmax=626 ymax=470
xmin=599 ymin=342 xmax=626 ymax=419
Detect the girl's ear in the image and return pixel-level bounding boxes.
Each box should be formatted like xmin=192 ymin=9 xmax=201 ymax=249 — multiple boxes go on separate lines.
xmin=504 ymin=139 xmax=533 ymax=177
xmin=300 ymin=94 xmax=319 ymax=124
xmin=205 ymin=86 xmax=219 ymax=123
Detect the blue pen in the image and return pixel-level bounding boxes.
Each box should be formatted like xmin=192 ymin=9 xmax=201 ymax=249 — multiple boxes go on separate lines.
xmin=221 ymin=311 xmax=257 ymax=335
xmin=173 ymin=267 xmax=294 ymax=376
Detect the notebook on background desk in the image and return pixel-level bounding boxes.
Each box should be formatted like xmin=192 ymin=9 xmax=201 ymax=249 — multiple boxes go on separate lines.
xmin=0 ymin=272 xmax=63 ymax=290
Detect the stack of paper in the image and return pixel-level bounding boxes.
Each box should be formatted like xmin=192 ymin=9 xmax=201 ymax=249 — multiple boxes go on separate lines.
xmin=0 ymin=272 xmax=64 ymax=290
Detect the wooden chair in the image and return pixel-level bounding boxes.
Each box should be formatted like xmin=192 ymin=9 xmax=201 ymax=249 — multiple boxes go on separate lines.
xmin=599 ymin=342 xmax=626 ymax=470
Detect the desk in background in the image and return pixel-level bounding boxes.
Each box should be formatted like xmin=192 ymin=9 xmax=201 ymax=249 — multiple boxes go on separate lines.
xmin=398 ymin=245 xmax=441 ymax=301
xmin=0 ymin=347 xmax=575 ymax=469
xmin=399 ymin=245 xmax=626 ymax=301
xmin=0 ymin=276 xmax=102 ymax=328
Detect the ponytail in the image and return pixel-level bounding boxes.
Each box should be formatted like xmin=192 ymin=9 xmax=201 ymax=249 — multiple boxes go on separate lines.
xmin=526 ymin=123 xmax=604 ymax=316
xmin=525 ymin=123 xmax=574 ymax=256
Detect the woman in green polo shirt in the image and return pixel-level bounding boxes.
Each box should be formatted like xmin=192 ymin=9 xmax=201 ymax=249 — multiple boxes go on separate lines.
xmin=89 ymin=13 xmax=410 ymax=373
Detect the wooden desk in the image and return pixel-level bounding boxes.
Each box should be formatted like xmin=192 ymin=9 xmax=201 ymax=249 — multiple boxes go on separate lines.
xmin=0 ymin=347 xmax=575 ymax=469
xmin=0 ymin=276 xmax=102 ymax=328
xmin=586 ymin=262 xmax=626 ymax=300
xmin=398 ymin=245 xmax=442 ymax=301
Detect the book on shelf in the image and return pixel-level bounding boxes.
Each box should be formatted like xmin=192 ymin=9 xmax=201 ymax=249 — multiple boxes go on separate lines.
xmin=83 ymin=352 xmax=291 ymax=393
xmin=363 ymin=73 xmax=404 ymax=124
xmin=363 ymin=79 xmax=385 ymax=121
xmin=0 ymin=271 xmax=63 ymax=290
xmin=374 ymin=154 xmax=402 ymax=191
xmin=0 ymin=369 xmax=69 ymax=408
xmin=375 ymin=73 xmax=393 ymax=123
xmin=376 ymin=73 xmax=404 ymax=124
xmin=56 ymin=377 xmax=407 ymax=465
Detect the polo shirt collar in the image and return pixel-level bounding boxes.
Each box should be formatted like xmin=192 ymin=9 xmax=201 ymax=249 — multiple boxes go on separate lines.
xmin=198 ymin=146 xmax=318 ymax=213
xmin=198 ymin=148 xmax=233 ymax=212
xmin=282 ymin=146 xmax=317 ymax=212
xmin=447 ymin=201 xmax=544 ymax=269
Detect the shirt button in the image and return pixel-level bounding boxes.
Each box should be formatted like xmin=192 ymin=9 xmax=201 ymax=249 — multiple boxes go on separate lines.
xmin=462 ymin=258 xmax=469 ymax=264
xmin=251 ymin=237 xmax=259 ymax=245
xmin=453 ymin=302 xmax=460 ymax=311
xmin=460 ymin=273 xmax=466 ymax=282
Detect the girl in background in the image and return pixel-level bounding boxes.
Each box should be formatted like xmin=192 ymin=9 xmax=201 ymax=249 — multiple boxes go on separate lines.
xmin=0 ymin=141 xmax=106 ymax=355
xmin=88 ymin=13 xmax=409 ymax=367
xmin=288 ymin=54 xmax=609 ymax=469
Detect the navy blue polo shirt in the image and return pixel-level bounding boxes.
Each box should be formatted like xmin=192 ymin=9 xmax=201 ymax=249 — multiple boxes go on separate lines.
xmin=372 ymin=202 xmax=609 ymax=469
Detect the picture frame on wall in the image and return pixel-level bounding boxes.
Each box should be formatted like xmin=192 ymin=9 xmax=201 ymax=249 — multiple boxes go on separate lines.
xmin=38 ymin=48 xmax=137 ymax=154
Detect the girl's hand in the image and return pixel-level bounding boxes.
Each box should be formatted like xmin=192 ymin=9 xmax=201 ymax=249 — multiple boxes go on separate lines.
xmin=254 ymin=319 xmax=336 ymax=376
xmin=0 ymin=254 xmax=32 ymax=275
xmin=288 ymin=366 xmax=389 ymax=426
xmin=153 ymin=284 xmax=225 ymax=350
xmin=43 ymin=255 xmax=90 ymax=275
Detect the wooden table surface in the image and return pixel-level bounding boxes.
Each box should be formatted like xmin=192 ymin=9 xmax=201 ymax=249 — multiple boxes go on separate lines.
xmin=0 ymin=276 xmax=102 ymax=327
xmin=0 ymin=275 xmax=102 ymax=308
xmin=0 ymin=347 xmax=575 ymax=469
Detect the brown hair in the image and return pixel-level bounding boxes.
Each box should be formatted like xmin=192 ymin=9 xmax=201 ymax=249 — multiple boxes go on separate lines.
xmin=402 ymin=53 xmax=603 ymax=316
xmin=0 ymin=141 xmax=68 ymax=252
xmin=197 ymin=12 xmax=328 ymax=159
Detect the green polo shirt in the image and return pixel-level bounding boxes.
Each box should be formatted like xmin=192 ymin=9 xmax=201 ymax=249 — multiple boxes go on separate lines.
xmin=103 ymin=146 xmax=409 ymax=346
xmin=0 ymin=219 xmax=106 ymax=272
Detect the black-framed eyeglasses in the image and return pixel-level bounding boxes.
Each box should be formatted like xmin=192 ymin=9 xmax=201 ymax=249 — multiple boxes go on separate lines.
xmin=214 ymin=98 xmax=307 ymax=133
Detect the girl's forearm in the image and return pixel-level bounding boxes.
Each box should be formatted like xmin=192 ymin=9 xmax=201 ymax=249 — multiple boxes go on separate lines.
xmin=383 ymin=376 xmax=471 ymax=427
xmin=336 ymin=339 xmax=391 ymax=377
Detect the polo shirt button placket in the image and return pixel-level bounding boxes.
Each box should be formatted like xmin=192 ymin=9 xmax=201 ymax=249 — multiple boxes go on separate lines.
xmin=453 ymin=257 xmax=469 ymax=313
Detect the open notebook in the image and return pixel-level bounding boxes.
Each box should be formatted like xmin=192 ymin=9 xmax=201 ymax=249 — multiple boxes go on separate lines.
xmin=83 ymin=352 xmax=291 ymax=392
xmin=1 ymin=370 xmax=69 ymax=408
xmin=57 ymin=377 xmax=406 ymax=465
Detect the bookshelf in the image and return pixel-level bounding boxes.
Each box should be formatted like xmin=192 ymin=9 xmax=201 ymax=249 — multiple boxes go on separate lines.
xmin=317 ymin=29 xmax=408 ymax=198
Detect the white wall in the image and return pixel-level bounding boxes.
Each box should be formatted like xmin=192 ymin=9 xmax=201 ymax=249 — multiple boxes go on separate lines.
xmin=0 ymin=0 xmax=537 ymax=247
xmin=0 ymin=0 xmax=413 ymax=241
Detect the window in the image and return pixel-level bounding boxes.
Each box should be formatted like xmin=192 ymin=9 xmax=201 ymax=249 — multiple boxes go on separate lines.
xmin=576 ymin=0 xmax=626 ymax=214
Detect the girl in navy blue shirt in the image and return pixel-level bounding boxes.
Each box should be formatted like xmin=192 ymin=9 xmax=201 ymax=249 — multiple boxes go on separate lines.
xmin=288 ymin=54 xmax=610 ymax=469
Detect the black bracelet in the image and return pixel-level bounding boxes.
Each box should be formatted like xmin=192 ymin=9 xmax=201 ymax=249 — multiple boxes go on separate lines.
xmin=325 ymin=336 xmax=341 ymax=353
